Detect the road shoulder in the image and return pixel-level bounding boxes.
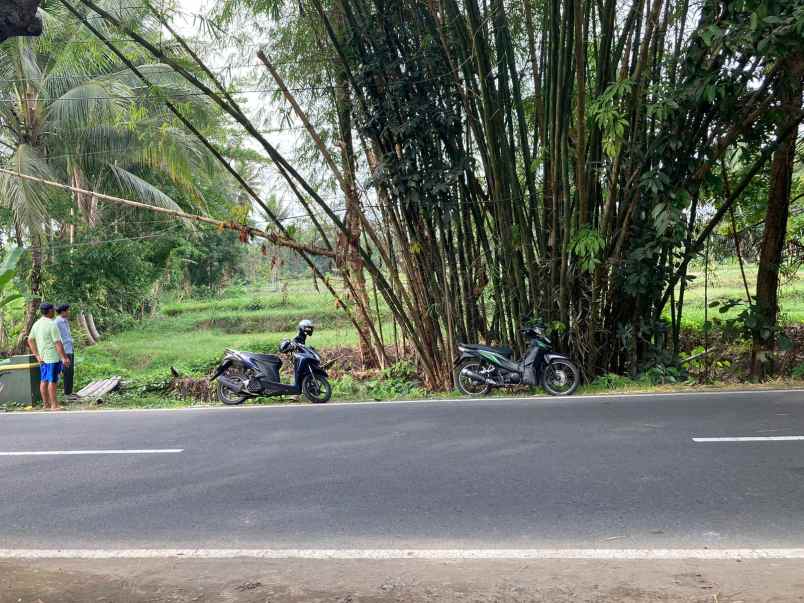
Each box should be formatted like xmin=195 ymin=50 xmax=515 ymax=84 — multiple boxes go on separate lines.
xmin=3 ymin=558 xmax=803 ymax=602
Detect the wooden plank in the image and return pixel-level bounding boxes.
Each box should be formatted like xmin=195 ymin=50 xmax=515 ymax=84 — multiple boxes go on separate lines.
xmin=76 ymin=380 xmax=106 ymax=398
xmin=76 ymin=378 xmax=121 ymax=400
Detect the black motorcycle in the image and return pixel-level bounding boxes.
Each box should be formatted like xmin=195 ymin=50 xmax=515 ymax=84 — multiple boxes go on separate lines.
xmin=210 ymin=320 xmax=332 ymax=404
xmin=454 ymin=322 xmax=580 ymax=396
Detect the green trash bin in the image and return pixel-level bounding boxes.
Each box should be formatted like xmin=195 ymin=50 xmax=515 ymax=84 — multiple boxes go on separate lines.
xmin=0 ymin=354 xmax=41 ymax=405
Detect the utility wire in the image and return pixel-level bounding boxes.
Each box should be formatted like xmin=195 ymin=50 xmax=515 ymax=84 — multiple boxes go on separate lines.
xmin=37 ymin=226 xmax=184 ymax=252
xmin=0 ymin=167 xmax=336 ymax=258
xmin=0 ymin=58 xmax=341 ymax=84
xmin=0 ymin=69 xmax=459 ymax=103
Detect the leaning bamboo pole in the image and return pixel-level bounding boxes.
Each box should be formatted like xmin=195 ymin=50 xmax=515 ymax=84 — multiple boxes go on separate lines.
xmin=0 ymin=168 xmax=336 ymax=259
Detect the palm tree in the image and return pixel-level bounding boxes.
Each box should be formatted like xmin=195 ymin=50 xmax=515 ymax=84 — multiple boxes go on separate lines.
xmin=0 ymin=1 xmax=213 ymax=347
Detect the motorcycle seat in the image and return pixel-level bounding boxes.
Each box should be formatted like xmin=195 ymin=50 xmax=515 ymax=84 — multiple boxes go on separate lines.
xmin=245 ymin=352 xmax=282 ymax=364
xmin=459 ymin=343 xmax=514 ymax=358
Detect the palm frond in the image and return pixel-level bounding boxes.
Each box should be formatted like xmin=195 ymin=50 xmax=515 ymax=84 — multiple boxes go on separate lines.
xmin=0 ymin=144 xmax=56 ymax=233
xmin=46 ymin=80 xmax=130 ymax=129
xmin=15 ymin=38 xmax=42 ymax=86
xmin=105 ymin=164 xmax=183 ymax=212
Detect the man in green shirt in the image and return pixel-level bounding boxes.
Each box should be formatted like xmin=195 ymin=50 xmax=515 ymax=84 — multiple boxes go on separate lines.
xmin=27 ymin=303 xmax=71 ymax=410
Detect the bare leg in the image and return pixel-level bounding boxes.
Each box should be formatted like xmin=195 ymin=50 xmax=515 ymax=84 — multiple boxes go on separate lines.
xmin=48 ymin=382 xmax=59 ymax=410
xmin=39 ymin=380 xmax=49 ymax=408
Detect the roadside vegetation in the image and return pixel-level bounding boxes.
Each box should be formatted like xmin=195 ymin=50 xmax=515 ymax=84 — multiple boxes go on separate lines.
xmin=32 ymin=259 xmax=797 ymax=411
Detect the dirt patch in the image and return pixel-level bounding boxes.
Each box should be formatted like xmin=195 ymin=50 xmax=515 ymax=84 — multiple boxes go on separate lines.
xmin=166 ymin=372 xmax=216 ymax=402
xmin=2 ymin=558 xmax=804 ymax=602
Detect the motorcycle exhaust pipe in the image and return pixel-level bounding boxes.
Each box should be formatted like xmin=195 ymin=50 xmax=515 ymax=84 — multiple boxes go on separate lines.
xmin=463 ymin=369 xmax=500 ymax=386
xmin=217 ymin=375 xmax=245 ymax=393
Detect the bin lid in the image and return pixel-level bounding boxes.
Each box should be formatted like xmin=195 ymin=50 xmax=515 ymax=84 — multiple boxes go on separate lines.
xmin=0 ymin=355 xmax=39 ymax=370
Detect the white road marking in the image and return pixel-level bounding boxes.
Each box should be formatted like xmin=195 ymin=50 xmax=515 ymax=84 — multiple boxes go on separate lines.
xmin=0 ymin=449 xmax=183 ymax=456
xmin=1 ymin=387 xmax=802 ymax=416
xmin=693 ymin=436 xmax=804 ymax=443
xmin=1 ymin=548 xmax=804 ymax=560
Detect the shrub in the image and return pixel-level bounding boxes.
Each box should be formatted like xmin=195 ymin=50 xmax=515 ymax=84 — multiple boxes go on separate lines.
xmin=590 ymin=373 xmax=634 ymax=390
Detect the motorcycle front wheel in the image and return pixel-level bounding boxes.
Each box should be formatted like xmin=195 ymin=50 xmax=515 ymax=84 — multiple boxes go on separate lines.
xmin=454 ymin=359 xmax=492 ymax=396
xmin=216 ymin=368 xmax=249 ymax=405
xmin=541 ymin=359 xmax=580 ymax=396
xmin=302 ymin=374 xmax=332 ymax=403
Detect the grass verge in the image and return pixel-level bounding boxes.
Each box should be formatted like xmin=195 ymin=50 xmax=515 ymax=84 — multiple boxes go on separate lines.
xmin=4 ymin=377 xmax=803 ymax=413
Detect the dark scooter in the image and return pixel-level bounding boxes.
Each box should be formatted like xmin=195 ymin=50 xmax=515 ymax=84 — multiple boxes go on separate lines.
xmin=210 ymin=320 xmax=332 ymax=404
xmin=454 ymin=322 xmax=580 ymax=396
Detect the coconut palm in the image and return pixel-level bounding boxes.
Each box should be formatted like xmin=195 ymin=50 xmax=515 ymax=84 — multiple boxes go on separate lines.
xmin=0 ymin=1 xmax=214 ymax=345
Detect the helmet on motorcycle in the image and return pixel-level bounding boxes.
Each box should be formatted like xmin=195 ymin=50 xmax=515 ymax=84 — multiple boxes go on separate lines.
xmin=298 ymin=319 xmax=314 ymax=337
xmin=279 ymin=339 xmax=293 ymax=353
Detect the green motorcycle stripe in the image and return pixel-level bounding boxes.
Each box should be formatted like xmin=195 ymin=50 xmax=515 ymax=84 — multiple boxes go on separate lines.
xmin=477 ymin=350 xmax=504 ymax=364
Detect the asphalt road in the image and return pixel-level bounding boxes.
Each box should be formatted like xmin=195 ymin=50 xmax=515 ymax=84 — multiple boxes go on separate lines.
xmin=2 ymin=390 xmax=804 ymax=550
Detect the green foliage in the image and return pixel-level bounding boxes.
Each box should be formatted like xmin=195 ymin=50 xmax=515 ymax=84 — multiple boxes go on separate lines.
xmin=570 ymin=228 xmax=605 ymax=272
xmin=382 ymin=359 xmax=418 ymax=381
xmin=0 ymin=4 xmax=213 ymax=233
xmin=589 ymin=79 xmax=633 ymax=157
xmin=41 ymin=231 xmax=172 ymax=329
xmin=644 ymin=364 xmax=687 ymax=385
xmin=683 ymin=345 xmax=732 ymax=373
xmin=332 ymin=374 xmax=427 ymax=401
xmin=168 ymin=229 xmax=247 ymax=293
xmin=589 ymin=372 xmax=638 ymax=390
xmin=0 ymin=247 xmax=25 ymax=310
xmin=706 ymin=298 xmax=788 ymax=347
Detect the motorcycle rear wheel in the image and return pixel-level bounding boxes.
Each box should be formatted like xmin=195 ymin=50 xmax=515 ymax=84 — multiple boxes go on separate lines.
xmin=541 ymin=359 xmax=580 ymax=396
xmin=216 ymin=368 xmax=249 ymax=405
xmin=454 ymin=359 xmax=492 ymax=396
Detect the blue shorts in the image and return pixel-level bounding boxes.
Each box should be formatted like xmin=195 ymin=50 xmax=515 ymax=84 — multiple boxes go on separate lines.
xmin=40 ymin=362 xmax=63 ymax=383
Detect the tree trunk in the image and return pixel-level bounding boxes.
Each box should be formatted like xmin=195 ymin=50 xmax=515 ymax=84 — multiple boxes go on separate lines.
xmin=86 ymin=312 xmax=102 ymax=342
xmin=752 ymin=65 xmax=803 ymax=378
xmin=78 ymin=313 xmax=97 ymax=346
xmin=0 ymin=311 xmax=7 ymax=350
xmin=72 ymin=166 xmax=99 ymax=227
xmin=14 ymin=242 xmax=42 ymax=354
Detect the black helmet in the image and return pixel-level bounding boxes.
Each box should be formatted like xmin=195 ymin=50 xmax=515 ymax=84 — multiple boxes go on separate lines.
xmin=298 ymin=319 xmax=314 ymax=337
xmin=279 ymin=339 xmax=293 ymax=353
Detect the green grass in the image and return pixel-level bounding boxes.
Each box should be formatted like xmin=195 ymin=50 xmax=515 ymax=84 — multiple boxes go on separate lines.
xmin=78 ymin=313 xmax=365 ymax=386
xmin=671 ymin=261 xmax=804 ymax=329
xmin=77 ymin=280 xmax=392 ymax=389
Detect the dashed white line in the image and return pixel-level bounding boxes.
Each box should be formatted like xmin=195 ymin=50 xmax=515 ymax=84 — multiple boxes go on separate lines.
xmin=692 ymin=436 xmax=804 ymax=443
xmin=1 ymin=549 xmax=804 ymax=560
xmin=0 ymin=449 xmax=184 ymax=456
